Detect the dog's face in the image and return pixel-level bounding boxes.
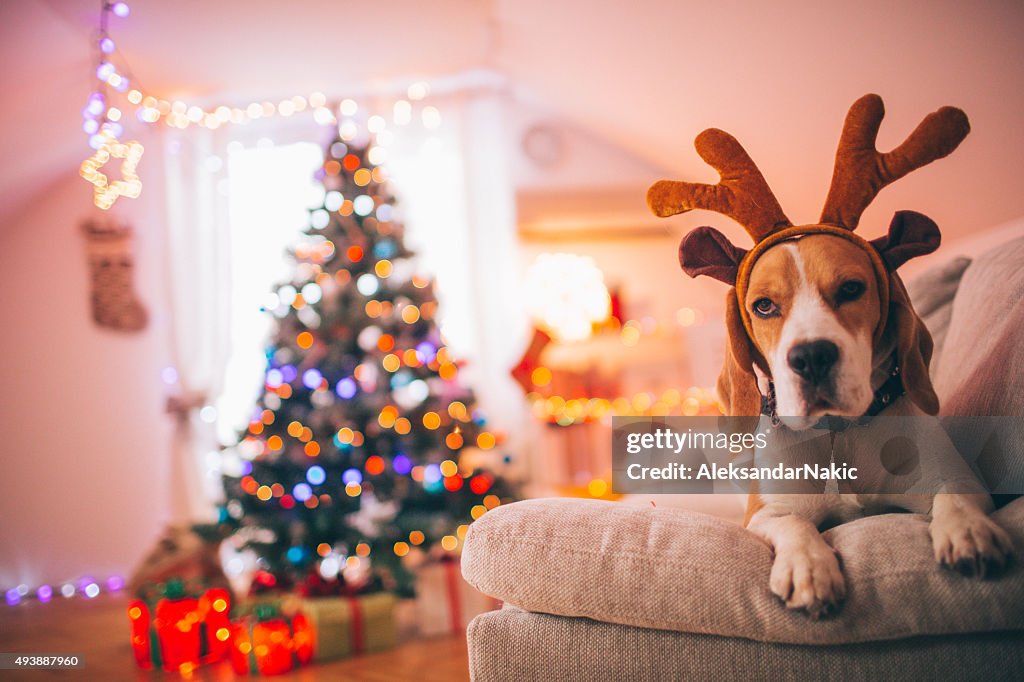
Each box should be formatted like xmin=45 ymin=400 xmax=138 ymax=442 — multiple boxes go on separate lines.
xmin=745 ymin=234 xmax=881 ymax=418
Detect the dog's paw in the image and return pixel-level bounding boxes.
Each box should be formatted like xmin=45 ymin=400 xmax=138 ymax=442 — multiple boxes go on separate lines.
xmin=931 ymin=512 xmax=1014 ymax=579
xmin=769 ymin=543 xmax=846 ymax=619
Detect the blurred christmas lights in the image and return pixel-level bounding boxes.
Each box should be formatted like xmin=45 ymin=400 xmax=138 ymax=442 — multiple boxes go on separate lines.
xmin=79 ymin=132 xmax=144 ymax=209
xmin=4 ymin=575 xmax=125 ymax=607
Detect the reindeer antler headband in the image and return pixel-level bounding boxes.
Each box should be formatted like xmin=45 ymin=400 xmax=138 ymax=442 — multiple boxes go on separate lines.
xmin=648 ymin=94 xmax=970 ymax=343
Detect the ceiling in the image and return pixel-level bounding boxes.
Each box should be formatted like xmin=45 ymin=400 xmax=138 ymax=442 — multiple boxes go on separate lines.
xmin=3 ymin=0 xmax=1023 ymax=244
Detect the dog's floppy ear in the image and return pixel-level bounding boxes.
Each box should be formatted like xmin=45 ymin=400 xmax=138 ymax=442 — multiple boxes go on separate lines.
xmin=680 ymin=226 xmax=749 ymax=284
xmin=870 ymin=210 xmax=941 ymax=271
xmin=717 ymin=288 xmax=763 ymax=416
xmin=886 ymin=275 xmax=940 ymax=415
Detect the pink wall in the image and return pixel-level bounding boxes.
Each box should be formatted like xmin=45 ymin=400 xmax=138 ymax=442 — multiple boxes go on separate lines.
xmin=0 ymin=164 xmax=173 ymax=590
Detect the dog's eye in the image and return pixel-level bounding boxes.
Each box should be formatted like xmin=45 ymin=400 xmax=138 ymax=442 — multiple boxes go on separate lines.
xmin=752 ymin=298 xmax=778 ymax=318
xmin=837 ymin=280 xmax=865 ymax=304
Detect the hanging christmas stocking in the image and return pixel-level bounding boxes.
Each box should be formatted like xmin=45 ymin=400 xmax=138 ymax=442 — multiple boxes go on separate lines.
xmin=82 ymin=219 xmax=148 ymax=332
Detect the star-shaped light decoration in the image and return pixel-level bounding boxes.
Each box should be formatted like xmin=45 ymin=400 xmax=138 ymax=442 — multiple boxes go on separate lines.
xmin=80 ymin=133 xmax=144 ymax=210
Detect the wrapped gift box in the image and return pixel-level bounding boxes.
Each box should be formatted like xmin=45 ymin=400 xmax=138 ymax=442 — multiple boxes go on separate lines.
xmin=240 ymin=591 xmax=397 ymax=662
xmin=230 ymin=605 xmax=313 ymax=676
xmin=127 ymin=583 xmax=232 ymax=673
xmin=292 ymin=592 xmax=397 ymax=660
xmin=415 ymin=558 xmax=501 ymax=636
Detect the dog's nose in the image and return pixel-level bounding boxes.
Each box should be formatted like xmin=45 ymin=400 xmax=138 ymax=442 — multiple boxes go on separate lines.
xmin=787 ymin=340 xmax=839 ymax=384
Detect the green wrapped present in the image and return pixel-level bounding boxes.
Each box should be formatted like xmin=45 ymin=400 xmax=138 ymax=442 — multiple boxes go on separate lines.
xmin=296 ymin=592 xmax=397 ymax=660
xmin=241 ymin=591 xmax=397 ymax=661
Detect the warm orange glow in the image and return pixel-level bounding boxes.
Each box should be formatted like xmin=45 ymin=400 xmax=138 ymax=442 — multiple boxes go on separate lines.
xmin=261 ymin=409 xmax=275 ymax=424
xmin=445 ymin=432 xmax=464 ymax=449
xmin=382 ymin=354 xmax=401 ymax=372
xmin=394 ymin=417 xmax=411 ymax=435
xmin=422 ymin=412 xmax=441 ymax=430
xmin=365 ymin=300 xmax=381 ymax=317
xmin=299 ymin=427 xmax=313 ymax=442
xmin=296 ymin=332 xmax=314 ymax=349
xmin=483 ymin=494 xmax=501 ymax=509
xmin=587 ymin=479 xmax=608 ymax=497
xmin=365 ymin=455 xmax=385 ymax=475
xmin=337 ymin=427 xmax=354 ymax=444
xmin=409 ymin=530 xmax=425 ymax=545
xmin=441 ymin=535 xmax=458 ymax=551
xmin=347 ymin=245 xmax=364 ymax=262
xmin=448 ymin=401 xmax=467 ymax=420
xmin=377 ymin=334 xmax=395 ymax=352
xmin=342 ymin=154 xmax=360 ymax=171
xmin=393 ymin=541 xmax=410 ymax=557
xmin=375 ymin=259 xmax=392 ymax=278
xmin=317 ymin=543 xmax=331 ymax=557
xmin=477 ymin=432 xmax=496 ymax=449
xmin=256 ymin=485 xmax=272 ymax=501
xmin=212 ymin=598 xmax=227 ymax=613
xmin=356 ymin=542 xmax=370 ymax=557
xmin=128 ymin=606 xmax=142 ymax=620
xmin=287 ymin=421 xmax=303 ymax=437
xmin=324 ymin=160 xmax=341 ymax=176
xmin=304 ymin=441 xmax=320 ymax=457
xmin=277 ymin=384 xmax=293 ymax=399
xmin=403 ymin=349 xmax=421 ymax=367
xmin=439 ymin=363 xmax=457 ymax=380
xmin=439 ymin=459 xmax=458 ymax=477
xmin=401 ymin=305 xmax=420 ymax=324
xmin=267 ymin=435 xmax=283 ymax=451
xmin=249 ymin=421 xmax=264 ymax=435
xmin=531 ymin=366 xmax=552 ymax=387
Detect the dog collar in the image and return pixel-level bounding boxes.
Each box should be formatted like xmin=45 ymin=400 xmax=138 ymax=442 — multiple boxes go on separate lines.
xmin=735 ymin=224 xmax=891 ymax=350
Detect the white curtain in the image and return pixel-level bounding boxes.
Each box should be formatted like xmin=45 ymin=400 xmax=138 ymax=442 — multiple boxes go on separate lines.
xmin=159 ymin=85 xmax=531 ymax=522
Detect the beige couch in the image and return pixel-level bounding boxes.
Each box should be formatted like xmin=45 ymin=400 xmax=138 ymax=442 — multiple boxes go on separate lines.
xmin=462 ymin=237 xmax=1024 ymax=681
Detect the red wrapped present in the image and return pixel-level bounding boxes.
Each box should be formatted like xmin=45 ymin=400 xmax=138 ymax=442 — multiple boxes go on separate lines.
xmin=230 ymin=604 xmax=313 ymax=676
xmin=415 ymin=557 xmax=501 ymax=636
xmin=127 ymin=581 xmax=232 ymax=673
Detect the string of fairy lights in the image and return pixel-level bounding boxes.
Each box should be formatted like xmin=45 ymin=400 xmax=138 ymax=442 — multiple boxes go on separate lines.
xmin=5 ymin=575 xmax=126 ymax=607
xmin=78 ymin=1 xmax=441 ymax=210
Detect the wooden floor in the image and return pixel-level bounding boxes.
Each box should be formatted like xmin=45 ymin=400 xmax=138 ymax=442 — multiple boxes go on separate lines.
xmin=0 ymin=595 xmax=470 ymax=681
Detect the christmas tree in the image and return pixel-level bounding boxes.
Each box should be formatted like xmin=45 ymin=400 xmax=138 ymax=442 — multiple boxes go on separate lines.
xmin=220 ymin=134 xmax=513 ymax=596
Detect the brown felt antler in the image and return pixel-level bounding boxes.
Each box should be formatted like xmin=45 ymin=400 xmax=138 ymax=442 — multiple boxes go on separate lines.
xmin=646 ymin=128 xmax=791 ymax=242
xmin=820 ymin=94 xmax=970 ymax=230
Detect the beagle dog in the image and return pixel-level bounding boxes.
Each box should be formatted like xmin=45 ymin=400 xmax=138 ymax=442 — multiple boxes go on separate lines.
xmin=648 ymin=94 xmax=1014 ymax=618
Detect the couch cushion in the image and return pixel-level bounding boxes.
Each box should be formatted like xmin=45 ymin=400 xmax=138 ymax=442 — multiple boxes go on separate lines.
xmin=934 ymin=235 xmax=1024 ymax=411
xmin=462 ymin=497 xmax=1024 ymax=645
xmin=468 ymin=607 xmax=1024 ymax=682
xmin=905 ymin=255 xmax=970 ymax=369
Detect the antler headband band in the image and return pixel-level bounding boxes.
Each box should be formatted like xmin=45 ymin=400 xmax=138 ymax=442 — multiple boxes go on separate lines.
xmin=648 ymin=93 xmax=969 ymax=344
